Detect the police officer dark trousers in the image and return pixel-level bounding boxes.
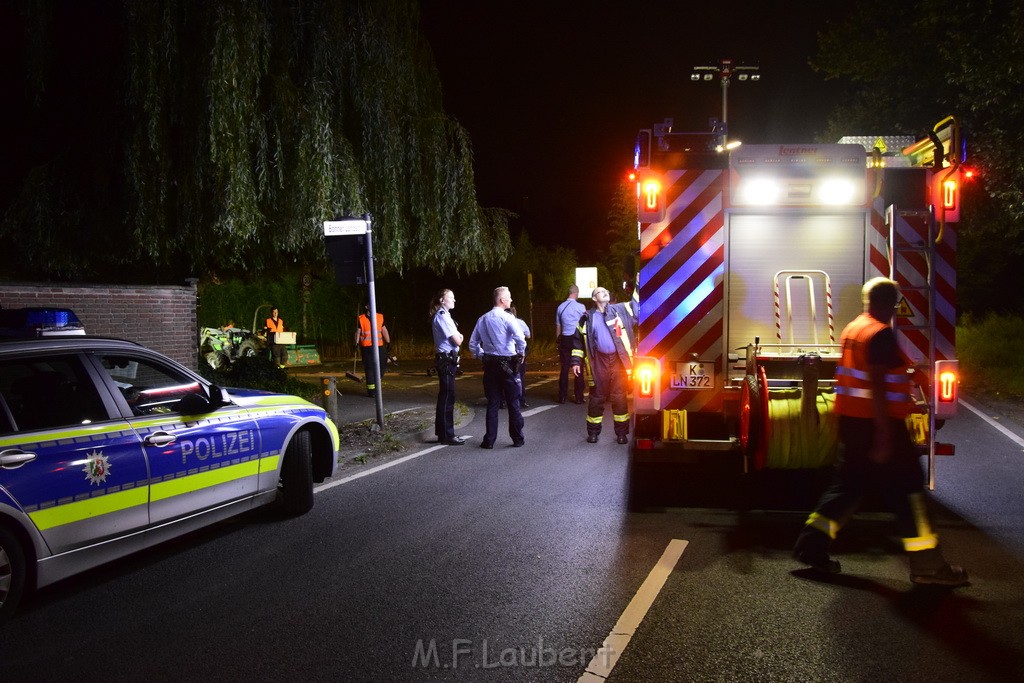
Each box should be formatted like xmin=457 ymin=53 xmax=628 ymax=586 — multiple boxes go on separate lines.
xmin=481 ymin=354 xmax=525 ymax=448
xmin=435 ymin=351 xmax=459 ymax=441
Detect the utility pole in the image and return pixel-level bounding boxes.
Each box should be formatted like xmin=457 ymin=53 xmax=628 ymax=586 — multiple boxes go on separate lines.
xmin=691 ymin=59 xmax=760 ymax=148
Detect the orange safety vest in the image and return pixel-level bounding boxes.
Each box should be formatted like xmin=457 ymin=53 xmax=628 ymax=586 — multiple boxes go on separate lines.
xmin=358 ymin=313 xmax=385 ymax=347
xmin=834 ymin=313 xmax=914 ymax=419
xmin=266 ymin=317 xmax=284 ymax=333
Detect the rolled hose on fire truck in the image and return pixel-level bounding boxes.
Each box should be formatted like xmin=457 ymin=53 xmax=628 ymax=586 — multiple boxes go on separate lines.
xmin=764 ymin=388 xmax=839 ymax=469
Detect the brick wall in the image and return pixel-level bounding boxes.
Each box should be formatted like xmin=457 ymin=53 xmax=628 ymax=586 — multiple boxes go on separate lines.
xmin=0 ymin=281 xmax=199 ymax=369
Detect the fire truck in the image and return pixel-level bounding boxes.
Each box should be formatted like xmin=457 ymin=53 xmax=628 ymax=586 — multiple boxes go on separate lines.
xmin=629 ymin=116 xmax=964 ymax=508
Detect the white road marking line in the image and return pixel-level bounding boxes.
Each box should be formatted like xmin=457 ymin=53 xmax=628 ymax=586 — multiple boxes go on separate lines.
xmin=410 ymin=375 xmax=472 ymax=389
xmin=523 ymin=404 xmax=558 ymax=417
xmin=580 ymin=539 xmax=689 ymax=681
xmin=315 ymin=400 xmax=558 ymax=494
xmin=959 ymin=398 xmax=1024 ymax=449
xmin=314 ymin=445 xmax=446 ymax=493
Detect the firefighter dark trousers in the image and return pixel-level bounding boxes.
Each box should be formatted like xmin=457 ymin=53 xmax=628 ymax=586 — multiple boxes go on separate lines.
xmin=361 ymin=345 xmax=387 ymax=395
xmin=795 ymin=416 xmax=945 ymax=572
xmin=482 ymin=355 xmax=524 ymax=446
xmin=587 ymin=351 xmax=629 ymax=438
xmin=559 ymin=335 xmax=585 ymax=402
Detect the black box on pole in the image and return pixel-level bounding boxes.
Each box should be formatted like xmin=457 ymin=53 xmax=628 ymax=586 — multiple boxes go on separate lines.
xmin=325 ymin=235 xmax=367 ymax=285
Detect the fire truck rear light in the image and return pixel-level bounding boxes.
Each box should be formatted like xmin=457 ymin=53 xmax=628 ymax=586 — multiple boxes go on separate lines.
xmin=938 ymin=371 xmax=957 ymax=402
xmin=636 ymin=364 xmax=656 ymax=398
xmin=641 ymin=179 xmax=661 ymax=210
xmin=935 ymin=442 xmax=955 ymax=456
xmin=635 ymin=438 xmax=655 ymax=450
xmin=934 ymin=360 xmax=958 ymax=419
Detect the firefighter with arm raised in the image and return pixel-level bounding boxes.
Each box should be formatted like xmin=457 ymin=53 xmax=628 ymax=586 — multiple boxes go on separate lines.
xmin=571 ymin=287 xmax=636 ymax=444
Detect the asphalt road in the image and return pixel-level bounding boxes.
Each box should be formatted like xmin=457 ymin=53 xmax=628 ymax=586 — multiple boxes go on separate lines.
xmin=1 ymin=358 xmax=1023 ymax=682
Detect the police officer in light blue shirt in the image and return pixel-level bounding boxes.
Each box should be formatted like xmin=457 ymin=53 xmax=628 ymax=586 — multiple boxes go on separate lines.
xmin=431 ymin=289 xmax=466 ymax=445
xmin=469 ymin=286 xmax=526 ymax=449
xmin=556 ymin=285 xmax=587 ymax=403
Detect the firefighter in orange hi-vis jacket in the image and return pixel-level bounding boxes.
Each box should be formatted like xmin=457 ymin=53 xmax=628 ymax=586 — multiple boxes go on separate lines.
xmin=793 ymin=278 xmax=968 ymax=587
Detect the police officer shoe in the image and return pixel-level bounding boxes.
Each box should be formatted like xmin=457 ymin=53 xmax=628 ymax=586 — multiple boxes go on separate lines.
xmin=557 ymin=397 xmax=567 ymax=404
xmin=512 ymin=440 xmax=525 ymax=447
xmin=586 ymin=434 xmax=599 ymax=443
xmin=520 ymin=401 xmax=530 ymax=408
xmin=616 ymin=434 xmax=628 ymax=445
xmin=480 ymin=441 xmax=494 ymax=449
xmin=440 ymin=436 xmax=467 ymax=445
xmin=911 ymin=563 xmax=969 ymax=587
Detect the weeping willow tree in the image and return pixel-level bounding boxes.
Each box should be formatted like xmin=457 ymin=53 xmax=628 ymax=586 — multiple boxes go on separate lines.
xmin=126 ymin=0 xmax=510 ymax=278
xmin=2 ymin=0 xmax=510 ymax=282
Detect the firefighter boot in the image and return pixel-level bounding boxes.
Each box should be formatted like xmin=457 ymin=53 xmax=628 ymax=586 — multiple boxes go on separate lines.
xmin=793 ymin=527 xmax=841 ymax=574
xmin=586 ymin=428 xmax=600 ymax=444
xmin=908 ymin=548 xmax=969 ymax=587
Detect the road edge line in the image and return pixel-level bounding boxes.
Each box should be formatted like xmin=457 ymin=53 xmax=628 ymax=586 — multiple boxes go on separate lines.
xmin=959 ymin=398 xmax=1024 ymax=449
xmin=579 ymin=539 xmax=689 ymax=681
xmin=314 ymin=445 xmax=446 ymax=493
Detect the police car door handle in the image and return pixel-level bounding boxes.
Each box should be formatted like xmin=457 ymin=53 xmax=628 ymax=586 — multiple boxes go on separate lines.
xmin=144 ymin=431 xmax=177 ymax=447
xmin=0 ymin=449 xmax=37 ymax=469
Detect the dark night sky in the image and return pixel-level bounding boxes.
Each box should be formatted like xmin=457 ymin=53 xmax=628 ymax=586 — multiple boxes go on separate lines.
xmin=0 ymin=2 xmax=852 ymax=266
xmin=419 ymin=1 xmax=851 ymax=259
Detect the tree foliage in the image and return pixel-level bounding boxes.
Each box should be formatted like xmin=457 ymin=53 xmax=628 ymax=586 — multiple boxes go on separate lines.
xmin=812 ymin=0 xmax=1024 ymax=314
xmin=1 ymin=0 xmax=511 ymax=282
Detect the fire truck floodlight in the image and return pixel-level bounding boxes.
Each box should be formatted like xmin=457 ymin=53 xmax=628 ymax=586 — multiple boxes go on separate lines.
xmin=739 ymin=178 xmax=781 ymax=205
xmin=817 ymin=178 xmax=858 ymax=205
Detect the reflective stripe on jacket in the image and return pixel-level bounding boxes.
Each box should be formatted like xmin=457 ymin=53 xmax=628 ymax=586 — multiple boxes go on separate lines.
xmin=358 ymin=313 xmax=385 ymax=347
xmin=834 ymin=313 xmax=914 ymax=419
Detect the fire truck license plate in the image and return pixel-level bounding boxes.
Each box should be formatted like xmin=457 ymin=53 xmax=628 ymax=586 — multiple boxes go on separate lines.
xmin=671 ymin=361 xmax=714 ymax=389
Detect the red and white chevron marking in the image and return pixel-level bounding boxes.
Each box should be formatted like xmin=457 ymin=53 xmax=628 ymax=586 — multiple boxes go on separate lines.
xmin=638 ymin=169 xmax=726 ymax=413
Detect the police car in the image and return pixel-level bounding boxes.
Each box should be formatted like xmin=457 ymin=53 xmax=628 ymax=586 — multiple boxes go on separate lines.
xmin=0 ymin=336 xmax=339 ymax=621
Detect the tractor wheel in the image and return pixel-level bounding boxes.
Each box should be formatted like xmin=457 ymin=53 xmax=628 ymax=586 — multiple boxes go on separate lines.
xmin=237 ymin=341 xmax=259 ymax=359
xmin=205 ymin=351 xmax=230 ymax=370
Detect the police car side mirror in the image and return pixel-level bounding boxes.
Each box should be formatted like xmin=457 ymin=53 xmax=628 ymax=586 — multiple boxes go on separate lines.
xmin=208 ymin=385 xmax=229 ymax=407
xmin=177 ymin=392 xmax=214 ymax=416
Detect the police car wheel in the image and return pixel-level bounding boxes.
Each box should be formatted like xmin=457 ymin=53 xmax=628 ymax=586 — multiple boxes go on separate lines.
xmin=279 ymin=430 xmax=314 ymax=516
xmin=0 ymin=526 xmax=27 ymax=622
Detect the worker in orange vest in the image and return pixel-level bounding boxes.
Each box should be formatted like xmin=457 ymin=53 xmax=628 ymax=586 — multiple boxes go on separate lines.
xmin=265 ymin=307 xmax=287 ymax=368
xmin=354 ymin=302 xmax=390 ymax=397
xmin=794 ymin=278 xmax=968 ymax=586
